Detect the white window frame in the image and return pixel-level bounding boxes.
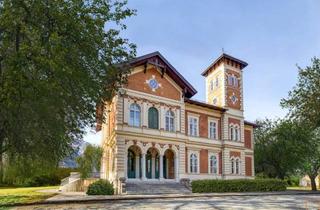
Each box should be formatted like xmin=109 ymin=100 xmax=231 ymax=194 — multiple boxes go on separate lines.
xmin=165 ymin=110 xmax=175 ymax=132
xmin=208 ymin=153 xmax=219 ymax=174
xmin=188 ymin=115 xmax=199 ymax=137
xmin=230 ymin=157 xmax=241 ymax=175
xmin=189 ymin=151 xmax=200 ymax=174
xmin=129 ymin=103 xmax=141 ymax=127
xmin=230 ymin=125 xmax=234 ymax=141
xmin=208 ymin=119 xmax=218 ymax=140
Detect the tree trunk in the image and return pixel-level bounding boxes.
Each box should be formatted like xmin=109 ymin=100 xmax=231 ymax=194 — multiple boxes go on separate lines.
xmin=309 ymin=175 xmax=317 ymax=191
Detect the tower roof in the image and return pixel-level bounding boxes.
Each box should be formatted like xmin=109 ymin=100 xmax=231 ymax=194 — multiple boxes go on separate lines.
xmin=201 ymin=53 xmax=248 ymax=77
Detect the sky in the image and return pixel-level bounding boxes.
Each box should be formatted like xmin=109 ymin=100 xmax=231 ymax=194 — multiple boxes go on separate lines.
xmin=84 ymin=0 xmax=320 ymax=145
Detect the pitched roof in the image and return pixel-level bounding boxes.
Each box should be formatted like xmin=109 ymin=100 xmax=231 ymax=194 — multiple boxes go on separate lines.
xmin=129 ymin=51 xmax=197 ymax=98
xmin=185 ymin=98 xmax=227 ymax=112
xmin=244 ymin=120 xmax=259 ymax=128
xmin=201 ymin=53 xmax=248 ymax=76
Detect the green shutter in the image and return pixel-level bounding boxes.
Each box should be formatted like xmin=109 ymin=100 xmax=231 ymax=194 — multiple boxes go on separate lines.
xmin=148 ymin=107 xmax=159 ymax=129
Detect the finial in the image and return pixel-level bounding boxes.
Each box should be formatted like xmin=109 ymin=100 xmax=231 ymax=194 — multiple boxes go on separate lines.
xmin=222 ymin=48 xmax=225 ymax=53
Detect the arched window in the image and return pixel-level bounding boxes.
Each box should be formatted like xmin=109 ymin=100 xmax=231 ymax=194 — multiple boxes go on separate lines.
xmin=165 ymin=110 xmax=175 ymax=132
xmin=148 ymin=107 xmax=159 ymax=129
xmin=210 ymin=155 xmax=218 ymax=174
xmin=129 ymin=103 xmax=141 ymax=127
xmin=230 ymin=125 xmax=234 ymax=140
xmin=190 ymin=153 xmax=198 ymax=173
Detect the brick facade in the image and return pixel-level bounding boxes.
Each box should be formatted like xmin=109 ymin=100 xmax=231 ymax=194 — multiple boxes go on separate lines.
xmin=244 ymin=129 xmax=252 ymax=149
xmin=245 ymin=156 xmax=253 ymax=176
xmin=126 ymin=67 xmax=181 ymax=101
xmin=200 ymin=149 xmax=208 ymax=173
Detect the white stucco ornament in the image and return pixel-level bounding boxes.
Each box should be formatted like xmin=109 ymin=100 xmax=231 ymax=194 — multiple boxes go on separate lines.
xmin=146 ymin=75 xmax=162 ymax=91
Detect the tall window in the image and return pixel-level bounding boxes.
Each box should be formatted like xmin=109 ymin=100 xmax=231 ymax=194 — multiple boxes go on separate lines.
xmin=230 ymin=125 xmax=234 ymax=140
xmin=209 ymin=155 xmax=218 ymax=174
xmin=190 ymin=153 xmax=198 ymax=173
xmin=231 ymin=158 xmax=234 ymax=174
xmin=231 ymin=158 xmax=240 ymax=175
xmin=210 ymin=80 xmax=214 ymax=91
xmin=215 ymin=77 xmax=219 ymax=88
xmin=129 ymin=103 xmax=141 ymax=127
xmin=235 ymin=159 xmax=240 ymax=174
xmin=209 ymin=121 xmax=217 ymax=139
xmin=165 ymin=110 xmax=175 ymax=132
xmin=148 ymin=107 xmax=159 ymax=129
xmin=228 ymin=75 xmax=238 ymax=87
xmin=189 ymin=117 xmax=198 ymax=136
xmin=235 ymin=126 xmax=239 ymax=141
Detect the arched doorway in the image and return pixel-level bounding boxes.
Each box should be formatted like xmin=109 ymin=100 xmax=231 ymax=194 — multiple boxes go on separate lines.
xmin=163 ymin=149 xmax=175 ymax=179
xmin=127 ymin=145 xmax=141 ymax=179
xmin=146 ymin=147 xmax=160 ymax=179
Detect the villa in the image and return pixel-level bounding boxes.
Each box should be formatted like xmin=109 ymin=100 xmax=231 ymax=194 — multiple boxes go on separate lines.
xmin=97 ymin=51 xmax=256 ymax=194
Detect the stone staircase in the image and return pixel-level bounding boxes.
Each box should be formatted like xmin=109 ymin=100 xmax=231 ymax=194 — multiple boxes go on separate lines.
xmin=126 ymin=181 xmax=191 ymax=195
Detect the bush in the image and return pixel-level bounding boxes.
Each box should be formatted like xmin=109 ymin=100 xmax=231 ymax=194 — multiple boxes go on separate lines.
xmin=87 ymin=180 xmax=114 ymax=195
xmin=191 ymin=179 xmax=287 ymax=193
xmin=285 ymin=176 xmax=300 ymax=187
xmin=25 ymin=174 xmax=61 ymax=187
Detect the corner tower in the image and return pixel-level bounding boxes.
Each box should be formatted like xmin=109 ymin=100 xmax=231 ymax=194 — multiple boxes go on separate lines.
xmin=201 ymin=53 xmax=248 ymax=114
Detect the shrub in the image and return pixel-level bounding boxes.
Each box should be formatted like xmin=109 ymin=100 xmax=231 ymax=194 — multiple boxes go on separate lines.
xmin=191 ymin=179 xmax=287 ymax=193
xmin=25 ymin=174 xmax=60 ymax=187
xmin=285 ymin=176 xmax=300 ymax=187
xmin=87 ymin=180 xmax=114 ymax=195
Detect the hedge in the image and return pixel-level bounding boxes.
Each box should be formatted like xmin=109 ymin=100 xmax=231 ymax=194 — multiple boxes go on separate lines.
xmin=191 ymin=179 xmax=287 ymax=193
xmin=87 ymin=179 xmax=114 ymax=195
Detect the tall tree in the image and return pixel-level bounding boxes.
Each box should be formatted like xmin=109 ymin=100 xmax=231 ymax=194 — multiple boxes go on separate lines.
xmin=281 ymin=58 xmax=320 ymax=190
xmin=0 ymin=0 xmax=136 ymax=182
xmin=281 ymin=57 xmax=320 ymax=127
xmin=254 ymin=119 xmax=311 ymax=179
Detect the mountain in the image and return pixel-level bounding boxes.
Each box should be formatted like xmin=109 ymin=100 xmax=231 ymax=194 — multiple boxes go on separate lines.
xmin=59 ymin=139 xmax=90 ymax=168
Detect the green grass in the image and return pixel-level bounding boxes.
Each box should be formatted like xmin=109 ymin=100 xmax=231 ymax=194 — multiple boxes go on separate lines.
xmin=287 ymin=186 xmax=312 ymax=191
xmin=0 ymin=186 xmax=58 ymax=207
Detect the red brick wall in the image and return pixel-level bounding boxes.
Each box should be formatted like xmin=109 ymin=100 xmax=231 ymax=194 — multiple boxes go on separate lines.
xmin=228 ymin=117 xmax=240 ymax=125
xmin=185 ymin=110 xmax=221 ymax=138
xmin=200 ymin=149 xmax=208 ymax=173
xmin=245 ymin=156 xmax=253 ymax=176
xmin=244 ymin=129 xmax=252 ymax=149
xmin=230 ymin=151 xmax=241 ymax=158
xmin=226 ymin=69 xmax=241 ymax=110
xmin=126 ymin=67 xmax=181 ymax=101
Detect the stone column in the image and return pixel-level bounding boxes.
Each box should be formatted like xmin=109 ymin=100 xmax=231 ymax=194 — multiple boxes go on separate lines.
xmin=151 ymin=157 xmax=155 ymax=179
xmin=141 ymin=153 xmax=146 ymax=180
xmin=159 ymin=155 xmax=164 ymax=180
xmin=135 ymin=155 xmax=140 ymax=179
xmin=175 ymin=156 xmax=179 ymax=181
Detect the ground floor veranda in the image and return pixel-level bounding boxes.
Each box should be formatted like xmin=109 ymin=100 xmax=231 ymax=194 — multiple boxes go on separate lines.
xmin=125 ymin=140 xmax=180 ymax=181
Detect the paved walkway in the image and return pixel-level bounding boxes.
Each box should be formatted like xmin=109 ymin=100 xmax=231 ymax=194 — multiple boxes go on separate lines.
xmin=13 ymin=194 xmax=320 ymax=209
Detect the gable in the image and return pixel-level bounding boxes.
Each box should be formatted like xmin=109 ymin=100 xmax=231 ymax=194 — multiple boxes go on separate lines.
xmin=129 ymin=52 xmax=197 ymax=98
xmin=126 ymin=67 xmax=181 ymax=101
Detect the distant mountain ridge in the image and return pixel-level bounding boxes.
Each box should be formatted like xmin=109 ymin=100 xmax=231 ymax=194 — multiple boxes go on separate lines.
xmin=59 ymin=139 xmax=90 ymax=168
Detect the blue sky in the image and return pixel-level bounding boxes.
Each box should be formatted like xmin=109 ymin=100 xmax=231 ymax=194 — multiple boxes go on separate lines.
xmin=84 ymin=0 xmax=320 ymax=144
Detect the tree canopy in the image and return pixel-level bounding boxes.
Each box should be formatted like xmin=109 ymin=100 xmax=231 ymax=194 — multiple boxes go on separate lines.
xmin=0 ymin=0 xmax=136 ymax=183
xmin=76 ymin=144 xmax=103 ymax=178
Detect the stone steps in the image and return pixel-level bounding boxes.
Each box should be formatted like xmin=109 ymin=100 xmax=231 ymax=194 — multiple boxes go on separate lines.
xmin=126 ymin=182 xmax=191 ymax=195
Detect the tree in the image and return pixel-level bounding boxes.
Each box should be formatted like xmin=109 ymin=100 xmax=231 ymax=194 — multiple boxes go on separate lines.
xmin=76 ymin=145 xmax=102 ymax=178
xmin=281 ymin=57 xmax=320 ymax=128
xmin=0 ymin=0 xmax=136 ymax=183
xmin=254 ymin=119 xmax=311 ymax=179
xmin=281 ymin=58 xmax=320 ymax=190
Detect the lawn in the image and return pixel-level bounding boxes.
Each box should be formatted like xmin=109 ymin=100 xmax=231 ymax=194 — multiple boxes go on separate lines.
xmin=287 ymin=186 xmax=312 ymax=191
xmin=0 ymin=186 xmax=58 ymax=207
